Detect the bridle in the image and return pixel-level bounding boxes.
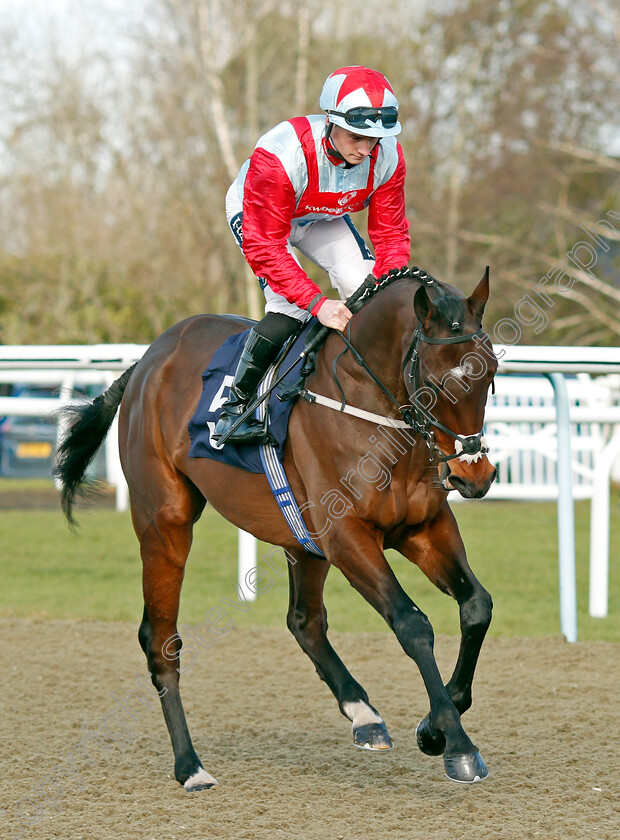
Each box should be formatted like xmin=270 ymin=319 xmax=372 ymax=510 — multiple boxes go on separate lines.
xmin=332 ymin=313 xmax=490 ymax=465
xmin=401 ymin=325 xmax=489 ymax=464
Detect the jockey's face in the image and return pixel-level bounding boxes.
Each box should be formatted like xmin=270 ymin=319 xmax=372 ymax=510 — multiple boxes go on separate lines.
xmin=330 ymin=125 xmax=379 ymax=165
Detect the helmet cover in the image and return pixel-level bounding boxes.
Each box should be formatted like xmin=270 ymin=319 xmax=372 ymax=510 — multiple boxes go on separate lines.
xmin=319 ymin=65 xmax=401 ymax=137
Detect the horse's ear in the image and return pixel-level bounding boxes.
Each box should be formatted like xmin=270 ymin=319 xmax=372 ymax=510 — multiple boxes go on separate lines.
xmin=413 ymin=284 xmax=435 ymax=328
xmin=468 ymin=266 xmax=490 ymax=321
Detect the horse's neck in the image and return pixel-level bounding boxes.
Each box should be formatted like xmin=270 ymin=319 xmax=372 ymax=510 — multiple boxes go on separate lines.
xmin=353 ymin=284 xmax=411 ymax=379
xmin=318 ymin=283 xmax=413 ymax=406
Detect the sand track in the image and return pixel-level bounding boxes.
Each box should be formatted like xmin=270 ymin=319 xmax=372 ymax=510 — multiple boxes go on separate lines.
xmin=1 ymin=619 xmax=618 ymax=839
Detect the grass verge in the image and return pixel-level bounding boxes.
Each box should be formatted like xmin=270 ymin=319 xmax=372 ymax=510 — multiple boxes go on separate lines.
xmin=0 ymin=480 xmax=617 ymax=641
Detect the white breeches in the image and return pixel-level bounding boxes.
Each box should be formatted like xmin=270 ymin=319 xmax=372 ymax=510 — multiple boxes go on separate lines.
xmin=226 ymin=188 xmax=376 ymax=321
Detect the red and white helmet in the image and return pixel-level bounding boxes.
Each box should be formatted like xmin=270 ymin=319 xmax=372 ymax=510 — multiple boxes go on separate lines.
xmin=319 ymin=66 xmax=401 ymax=138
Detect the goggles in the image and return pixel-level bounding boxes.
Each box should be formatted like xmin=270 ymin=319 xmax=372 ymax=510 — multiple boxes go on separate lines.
xmin=327 ymin=106 xmax=399 ymax=130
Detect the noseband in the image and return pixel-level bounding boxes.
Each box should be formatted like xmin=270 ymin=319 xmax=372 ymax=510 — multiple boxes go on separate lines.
xmin=402 ymin=326 xmax=489 ymax=464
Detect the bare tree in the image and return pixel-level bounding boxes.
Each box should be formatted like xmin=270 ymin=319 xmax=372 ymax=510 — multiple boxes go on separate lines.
xmin=1 ymin=0 xmax=618 ymax=345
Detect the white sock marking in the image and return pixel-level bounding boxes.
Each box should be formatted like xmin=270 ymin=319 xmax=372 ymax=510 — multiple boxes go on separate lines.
xmin=342 ymin=700 xmax=383 ymax=729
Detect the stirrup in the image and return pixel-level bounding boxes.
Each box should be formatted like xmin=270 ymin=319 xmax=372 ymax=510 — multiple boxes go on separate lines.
xmin=229 ymin=426 xmax=276 ymax=446
xmin=213 ymin=413 xmax=264 ymax=444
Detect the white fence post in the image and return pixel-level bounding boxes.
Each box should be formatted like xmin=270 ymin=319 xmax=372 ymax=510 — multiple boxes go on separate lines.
xmin=589 ymin=430 xmax=620 ymax=618
xmin=238 ymin=530 xmax=257 ymax=601
xmin=545 ymin=373 xmax=578 ymax=643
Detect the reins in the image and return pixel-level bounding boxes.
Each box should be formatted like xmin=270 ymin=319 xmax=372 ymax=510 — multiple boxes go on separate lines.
xmin=302 ymin=268 xmax=490 ymax=465
xmin=334 ymin=321 xmax=415 ymax=424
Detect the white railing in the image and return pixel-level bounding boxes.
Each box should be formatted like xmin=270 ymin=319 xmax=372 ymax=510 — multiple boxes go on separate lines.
xmin=484 ymin=375 xmax=620 ymax=501
xmin=0 ymin=344 xmax=147 ymax=370
xmin=1 ymin=344 xmax=619 ymax=633
xmin=493 ymin=347 xmax=620 ymax=638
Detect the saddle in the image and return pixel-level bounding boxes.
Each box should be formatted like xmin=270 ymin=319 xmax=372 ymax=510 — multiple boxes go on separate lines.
xmin=188 ymin=319 xmax=319 ymax=473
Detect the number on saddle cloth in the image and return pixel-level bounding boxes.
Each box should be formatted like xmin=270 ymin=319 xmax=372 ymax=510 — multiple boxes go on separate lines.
xmin=187 ymin=321 xmax=319 ymax=471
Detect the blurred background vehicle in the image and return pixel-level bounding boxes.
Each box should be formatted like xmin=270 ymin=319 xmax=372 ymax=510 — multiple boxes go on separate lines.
xmin=0 ymin=383 xmax=105 ymax=479
xmin=0 ymin=386 xmax=57 ymax=478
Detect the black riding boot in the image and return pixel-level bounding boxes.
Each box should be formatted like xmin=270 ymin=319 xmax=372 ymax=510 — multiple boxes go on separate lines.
xmin=213 ymin=314 xmax=299 ymax=445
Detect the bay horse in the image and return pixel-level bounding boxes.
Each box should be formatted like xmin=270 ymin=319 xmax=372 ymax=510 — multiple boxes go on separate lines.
xmin=55 ymin=269 xmax=498 ymax=789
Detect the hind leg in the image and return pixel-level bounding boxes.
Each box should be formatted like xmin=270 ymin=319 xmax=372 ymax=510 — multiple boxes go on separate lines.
xmin=131 ymin=478 xmax=214 ymax=790
xmin=286 ymin=549 xmax=392 ymax=750
xmin=395 ymin=504 xmax=492 ymax=761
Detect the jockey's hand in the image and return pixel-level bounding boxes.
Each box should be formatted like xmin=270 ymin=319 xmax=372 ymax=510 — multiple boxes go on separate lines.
xmin=316 ymin=299 xmax=352 ymax=332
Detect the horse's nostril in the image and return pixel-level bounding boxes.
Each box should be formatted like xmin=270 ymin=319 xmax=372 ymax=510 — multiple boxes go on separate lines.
xmin=446 ymin=472 xmax=493 ymax=500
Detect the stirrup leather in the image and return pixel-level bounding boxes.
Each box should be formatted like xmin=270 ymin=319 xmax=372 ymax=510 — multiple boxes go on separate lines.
xmin=212 ymin=329 xmax=283 ymax=444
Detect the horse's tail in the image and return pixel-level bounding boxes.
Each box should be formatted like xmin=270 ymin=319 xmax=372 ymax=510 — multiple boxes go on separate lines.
xmin=54 ymin=362 xmax=137 ymax=526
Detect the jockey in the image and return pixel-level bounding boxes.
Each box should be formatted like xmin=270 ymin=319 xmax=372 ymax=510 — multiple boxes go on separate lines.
xmin=214 ymin=65 xmax=411 ymax=445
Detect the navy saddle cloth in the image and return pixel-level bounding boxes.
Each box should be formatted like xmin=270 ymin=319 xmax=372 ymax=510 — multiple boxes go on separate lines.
xmin=188 ymin=319 xmax=317 ymax=472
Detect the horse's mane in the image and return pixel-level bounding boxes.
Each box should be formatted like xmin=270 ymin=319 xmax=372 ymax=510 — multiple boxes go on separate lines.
xmin=359 ymin=265 xmax=466 ymax=327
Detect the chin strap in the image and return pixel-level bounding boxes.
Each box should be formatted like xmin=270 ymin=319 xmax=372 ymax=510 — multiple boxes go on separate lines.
xmin=323 ymin=122 xmax=372 ymax=168
xmin=323 ymin=123 xmax=347 ymax=165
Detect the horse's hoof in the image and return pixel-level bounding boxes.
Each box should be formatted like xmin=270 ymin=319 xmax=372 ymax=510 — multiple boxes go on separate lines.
xmin=444 ymin=751 xmax=488 ymax=783
xmin=415 ymin=715 xmax=446 ymax=756
xmin=183 ymin=767 xmax=218 ymax=792
xmin=353 ymin=722 xmax=394 ymax=751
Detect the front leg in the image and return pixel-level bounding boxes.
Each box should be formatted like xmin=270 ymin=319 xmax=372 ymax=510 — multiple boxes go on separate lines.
xmin=326 ymin=518 xmax=487 ymax=782
xmin=395 ymin=503 xmax=492 ymax=761
xmin=286 ymin=548 xmax=393 ymax=750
